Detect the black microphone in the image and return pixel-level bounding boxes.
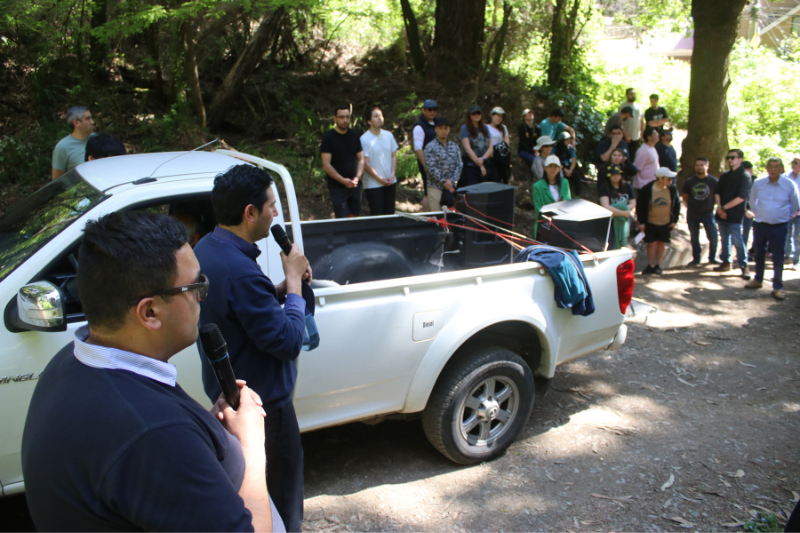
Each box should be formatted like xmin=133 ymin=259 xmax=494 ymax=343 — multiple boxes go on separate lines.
xmin=199 ymin=323 xmax=240 ymax=410
xmin=270 ymin=224 xmax=293 ymax=256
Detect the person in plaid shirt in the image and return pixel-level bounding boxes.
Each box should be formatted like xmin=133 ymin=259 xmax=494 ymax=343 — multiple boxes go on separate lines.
xmin=424 ymin=117 xmax=463 ymax=211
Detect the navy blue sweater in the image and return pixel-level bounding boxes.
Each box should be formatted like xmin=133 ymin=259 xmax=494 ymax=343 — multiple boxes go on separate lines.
xmin=21 ymin=343 xmax=252 ymax=532
xmin=194 ymin=227 xmax=305 ymax=410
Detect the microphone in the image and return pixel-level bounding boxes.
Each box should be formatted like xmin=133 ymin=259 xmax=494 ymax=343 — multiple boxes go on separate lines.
xmin=270 ymin=224 xmax=293 ymax=256
xmin=199 ymin=323 xmax=240 ymax=410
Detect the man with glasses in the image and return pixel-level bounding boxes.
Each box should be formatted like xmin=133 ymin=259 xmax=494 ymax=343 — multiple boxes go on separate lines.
xmin=745 ymin=157 xmax=800 ymax=300
xmin=714 ymin=148 xmax=752 ymax=279
xmin=194 ymin=164 xmax=311 ymax=532
xmin=22 ymin=211 xmax=278 ymax=531
xmin=783 ymin=156 xmax=800 ymax=270
xmin=321 ymin=105 xmax=365 ymax=218
xmin=412 ymin=99 xmax=438 ymax=210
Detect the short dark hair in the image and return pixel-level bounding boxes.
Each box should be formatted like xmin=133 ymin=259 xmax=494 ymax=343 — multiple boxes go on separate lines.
xmin=334 ymin=105 xmax=350 ymax=116
xmin=211 ymin=165 xmax=274 ymax=226
xmin=550 ymin=108 xmax=564 ymax=118
xmin=365 ymin=106 xmax=382 ymax=122
xmin=78 ymin=211 xmax=189 ymax=330
xmin=626 ymin=88 xmax=635 ymax=94
xmin=695 ymin=157 xmax=709 ymax=164
xmin=767 ymin=156 xmax=783 ymax=166
xmin=643 ymin=126 xmax=658 ymax=140
xmin=620 ymin=106 xmax=633 ymax=115
xmin=728 ymin=148 xmax=744 ymax=159
xmin=85 ymin=133 xmax=126 ymax=161
xmin=649 ymin=94 xmax=659 ymax=100
xmin=742 ymin=160 xmax=753 ymax=170
xmin=610 ymin=125 xmax=623 ymax=133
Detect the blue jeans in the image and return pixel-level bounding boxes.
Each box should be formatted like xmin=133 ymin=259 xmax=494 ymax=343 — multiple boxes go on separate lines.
xmin=742 ymin=216 xmax=754 ymax=249
xmin=784 ymin=215 xmax=800 ymax=263
xmin=718 ymin=220 xmax=747 ymax=267
xmin=687 ymin=214 xmax=718 ymax=263
xmin=753 ymin=221 xmax=789 ymax=290
xmin=519 ymin=151 xmax=536 ymax=166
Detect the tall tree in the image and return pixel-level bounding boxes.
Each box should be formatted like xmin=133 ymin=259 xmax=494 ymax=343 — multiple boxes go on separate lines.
xmin=547 ymin=0 xmax=587 ymax=88
xmin=207 ymin=7 xmax=288 ymax=128
xmin=399 ymin=0 xmax=425 ymax=72
xmin=679 ymin=0 xmax=748 ymax=182
xmin=427 ymin=0 xmax=486 ymax=80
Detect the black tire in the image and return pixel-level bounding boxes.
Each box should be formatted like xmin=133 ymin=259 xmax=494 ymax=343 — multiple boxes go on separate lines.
xmin=422 ymin=343 xmax=535 ymax=465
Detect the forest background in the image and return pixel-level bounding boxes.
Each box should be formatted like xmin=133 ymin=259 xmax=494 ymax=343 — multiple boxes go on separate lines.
xmin=1 ymin=0 xmax=799 ymax=214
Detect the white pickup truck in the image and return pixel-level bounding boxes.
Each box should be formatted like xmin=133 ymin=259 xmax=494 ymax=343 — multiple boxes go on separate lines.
xmin=0 ymin=150 xmax=633 ymax=496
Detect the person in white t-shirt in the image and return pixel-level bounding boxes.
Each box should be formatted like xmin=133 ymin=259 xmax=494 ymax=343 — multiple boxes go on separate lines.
xmin=360 ymin=107 xmax=399 ymax=216
xmin=486 ymin=107 xmax=511 ymax=184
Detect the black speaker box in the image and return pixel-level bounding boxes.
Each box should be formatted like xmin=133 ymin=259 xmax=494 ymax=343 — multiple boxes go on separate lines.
xmin=540 ymin=198 xmax=611 ymax=252
xmin=455 ymin=182 xmax=516 ymax=268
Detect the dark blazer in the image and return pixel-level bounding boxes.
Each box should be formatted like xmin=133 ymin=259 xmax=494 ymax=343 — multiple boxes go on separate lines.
xmin=636 ymin=180 xmax=680 ymax=225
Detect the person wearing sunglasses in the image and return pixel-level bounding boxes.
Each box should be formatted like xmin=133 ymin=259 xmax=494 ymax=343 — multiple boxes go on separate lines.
xmin=22 ymin=211 xmax=278 ymax=531
xmin=783 ymin=156 xmax=800 ymax=270
xmin=714 ymin=148 xmax=751 ymax=280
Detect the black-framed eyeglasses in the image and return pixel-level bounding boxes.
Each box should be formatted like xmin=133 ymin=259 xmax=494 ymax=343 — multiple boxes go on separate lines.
xmin=128 ymin=274 xmax=209 ymax=306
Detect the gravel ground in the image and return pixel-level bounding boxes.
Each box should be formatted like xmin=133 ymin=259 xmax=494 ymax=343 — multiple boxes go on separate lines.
xmin=2 ymin=263 xmax=798 ymax=532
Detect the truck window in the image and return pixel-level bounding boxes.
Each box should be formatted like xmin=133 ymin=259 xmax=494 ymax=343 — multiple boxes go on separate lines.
xmin=0 ymin=170 xmax=107 ymax=283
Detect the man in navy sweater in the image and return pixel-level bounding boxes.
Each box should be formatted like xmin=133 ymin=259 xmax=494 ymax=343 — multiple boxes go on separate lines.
xmin=194 ymin=165 xmax=310 ymax=532
xmin=22 ymin=211 xmax=277 ymax=531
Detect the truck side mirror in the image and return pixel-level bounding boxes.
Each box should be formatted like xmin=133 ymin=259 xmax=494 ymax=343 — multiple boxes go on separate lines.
xmin=10 ymin=281 xmax=67 ymax=332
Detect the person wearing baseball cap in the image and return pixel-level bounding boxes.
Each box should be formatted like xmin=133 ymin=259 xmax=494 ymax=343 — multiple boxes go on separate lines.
xmin=459 ymin=104 xmax=496 ymax=186
xmin=599 ymin=163 xmax=636 ymax=250
xmin=636 ymin=167 xmax=680 ymax=275
xmin=423 ymin=116 xmax=463 ymax=212
xmin=531 ymin=135 xmax=556 ymax=182
xmin=487 ymin=107 xmax=511 ymax=184
xmin=532 ymin=154 xmax=572 ymax=240
xmin=553 ymin=131 xmax=585 ymax=196
xmin=412 ymin=99 xmax=439 ymax=209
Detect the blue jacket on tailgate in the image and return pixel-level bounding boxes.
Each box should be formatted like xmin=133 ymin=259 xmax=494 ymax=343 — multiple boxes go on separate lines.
xmin=515 ymin=245 xmax=595 ymax=316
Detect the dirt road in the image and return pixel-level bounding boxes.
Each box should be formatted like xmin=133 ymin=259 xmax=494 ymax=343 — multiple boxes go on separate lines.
xmin=299 ymin=266 xmax=800 ymax=532
xmin=2 ymin=265 xmax=798 ymax=532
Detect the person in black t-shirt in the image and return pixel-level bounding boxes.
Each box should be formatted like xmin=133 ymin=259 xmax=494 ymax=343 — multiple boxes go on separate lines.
xmin=518 ymin=108 xmax=541 ymax=168
xmin=714 ymin=148 xmax=751 ymax=278
xmin=320 ymin=105 xmax=365 ymax=218
xmin=681 ymin=157 xmax=719 ymax=267
xmin=644 ymin=94 xmax=669 ymax=132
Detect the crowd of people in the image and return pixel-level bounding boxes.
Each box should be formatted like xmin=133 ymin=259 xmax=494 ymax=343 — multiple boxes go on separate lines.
xmin=51 ymin=96 xmax=800 ymax=302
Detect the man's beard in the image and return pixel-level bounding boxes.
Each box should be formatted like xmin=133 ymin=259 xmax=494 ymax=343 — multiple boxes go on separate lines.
xmin=627 ymin=96 xmax=635 ymax=102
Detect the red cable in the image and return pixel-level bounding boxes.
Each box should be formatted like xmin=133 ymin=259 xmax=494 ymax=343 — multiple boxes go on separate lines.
xmin=461 ymin=195 xmax=514 ymax=227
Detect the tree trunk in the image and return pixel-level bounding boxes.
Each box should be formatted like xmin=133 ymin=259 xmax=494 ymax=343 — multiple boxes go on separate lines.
xmin=146 ymin=25 xmax=165 ymax=98
xmin=678 ymin=0 xmax=748 ymax=185
xmin=183 ymin=20 xmax=206 ymax=128
xmin=490 ymin=1 xmax=512 ymax=71
xmin=207 ymin=7 xmax=287 ymax=129
xmin=399 ymin=0 xmax=425 ymax=72
xmin=427 ymin=0 xmax=487 ymax=80
xmin=89 ymin=0 xmax=108 ymax=79
xmin=547 ymin=0 xmax=581 ymax=88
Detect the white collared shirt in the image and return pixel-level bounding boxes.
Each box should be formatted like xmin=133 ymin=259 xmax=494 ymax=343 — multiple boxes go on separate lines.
xmin=72 ymin=325 xmax=177 ymax=386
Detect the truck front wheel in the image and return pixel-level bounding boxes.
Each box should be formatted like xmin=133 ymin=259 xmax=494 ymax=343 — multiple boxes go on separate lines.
xmin=422 ymin=344 xmax=535 ymax=465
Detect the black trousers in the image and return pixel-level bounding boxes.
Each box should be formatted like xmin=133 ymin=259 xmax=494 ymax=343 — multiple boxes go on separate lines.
xmin=266 ymin=400 xmax=304 ymax=533
xmin=328 ymin=183 xmax=362 ymax=218
xmin=364 ymin=183 xmax=397 ymax=215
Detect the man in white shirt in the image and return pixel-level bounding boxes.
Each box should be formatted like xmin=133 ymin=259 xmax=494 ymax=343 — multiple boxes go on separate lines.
xmin=361 ymin=107 xmax=399 ymax=216
xmin=783 ymin=156 xmax=800 ymax=269
xmin=619 ymin=88 xmax=645 ymax=160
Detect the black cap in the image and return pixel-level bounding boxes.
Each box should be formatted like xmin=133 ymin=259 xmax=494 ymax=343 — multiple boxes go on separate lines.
xmin=434 ymin=117 xmax=450 ymax=127
xmin=468 ymin=104 xmax=482 ymax=115
xmin=607 ymin=164 xmax=622 ymax=175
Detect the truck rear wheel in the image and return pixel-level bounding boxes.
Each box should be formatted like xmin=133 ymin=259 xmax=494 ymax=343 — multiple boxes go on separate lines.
xmin=422 ymin=344 xmax=535 ymax=465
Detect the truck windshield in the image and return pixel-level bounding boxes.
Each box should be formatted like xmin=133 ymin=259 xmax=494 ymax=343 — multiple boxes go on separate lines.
xmin=0 ymin=170 xmax=107 ymax=283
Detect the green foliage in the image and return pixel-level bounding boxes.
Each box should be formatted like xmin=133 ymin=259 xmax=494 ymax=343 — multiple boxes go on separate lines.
xmin=0 ymin=121 xmax=66 ymax=188
xmin=743 ymin=513 xmax=781 ymax=533
xmin=728 ymin=40 xmax=800 ymax=170
xmin=395 ymin=145 xmax=420 ymax=181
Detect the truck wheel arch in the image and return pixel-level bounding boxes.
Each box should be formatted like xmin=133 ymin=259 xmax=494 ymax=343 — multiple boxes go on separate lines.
xmin=401 ymin=317 xmax=555 ymax=414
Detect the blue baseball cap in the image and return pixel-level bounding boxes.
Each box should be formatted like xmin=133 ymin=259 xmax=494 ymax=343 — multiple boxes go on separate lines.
xmin=423 ymin=99 xmax=438 ymax=109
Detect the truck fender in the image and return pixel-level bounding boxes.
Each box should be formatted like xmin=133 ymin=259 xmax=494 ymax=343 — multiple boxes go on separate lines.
xmin=401 ymin=297 xmax=558 ymax=414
